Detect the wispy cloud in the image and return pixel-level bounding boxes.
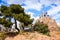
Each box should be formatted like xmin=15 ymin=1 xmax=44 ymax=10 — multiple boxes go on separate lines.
xmin=1 ymin=0 xmax=60 ymax=24
xmin=48 ymin=6 xmax=60 ymax=15
xmin=47 ymin=5 xmax=60 ymax=23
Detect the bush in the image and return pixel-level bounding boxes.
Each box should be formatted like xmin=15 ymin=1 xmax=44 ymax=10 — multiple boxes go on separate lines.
xmin=34 ymin=23 xmax=50 ymax=36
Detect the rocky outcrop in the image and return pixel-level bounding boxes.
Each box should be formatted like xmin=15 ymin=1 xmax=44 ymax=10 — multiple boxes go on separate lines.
xmin=35 ymin=12 xmax=60 ymax=37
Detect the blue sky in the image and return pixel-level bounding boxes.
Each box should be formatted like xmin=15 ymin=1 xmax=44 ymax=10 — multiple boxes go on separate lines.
xmin=0 ymin=0 xmax=60 ymax=25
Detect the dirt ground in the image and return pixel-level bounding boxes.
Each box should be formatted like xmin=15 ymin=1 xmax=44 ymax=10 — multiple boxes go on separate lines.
xmin=5 ymin=31 xmax=60 ymax=40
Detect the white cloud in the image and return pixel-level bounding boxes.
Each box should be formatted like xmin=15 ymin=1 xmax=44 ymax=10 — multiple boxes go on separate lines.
xmin=2 ymin=0 xmax=60 ymax=10
xmin=2 ymin=0 xmax=60 ymax=13
xmin=0 ymin=4 xmax=1 ymax=6
xmin=32 ymin=16 xmax=39 ymax=24
xmin=40 ymin=0 xmax=60 ymax=6
xmin=22 ymin=0 xmax=42 ymax=11
xmin=52 ymin=14 xmax=60 ymax=19
xmin=22 ymin=3 xmax=42 ymax=11
xmin=47 ymin=5 xmax=60 ymax=20
xmin=40 ymin=0 xmax=53 ymax=6
xmin=57 ymin=22 xmax=60 ymax=27
xmin=2 ymin=0 xmax=60 ymax=24
xmin=47 ymin=5 xmax=60 ymax=24
xmin=47 ymin=6 xmax=60 ymax=15
xmin=25 ymin=12 xmax=35 ymax=19
xmin=2 ymin=0 xmax=42 ymax=11
xmin=54 ymin=0 xmax=60 ymax=5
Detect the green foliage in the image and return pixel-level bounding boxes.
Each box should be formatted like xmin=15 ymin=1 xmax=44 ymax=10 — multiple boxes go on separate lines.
xmin=0 ymin=4 xmax=34 ymax=32
xmin=1 ymin=5 xmax=8 ymax=13
xmin=10 ymin=4 xmax=24 ymax=14
xmin=0 ymin=18 xmax=13 ymax=28
xmin=9 ymin=4 xmax=33 ymax=26
xmin=34 ymin=23 xmax=50 ymax=36
xmin=0 ymin=4 xmax=34 ymax=26
xmin=13 ymin=13 xmax=34 ymax=26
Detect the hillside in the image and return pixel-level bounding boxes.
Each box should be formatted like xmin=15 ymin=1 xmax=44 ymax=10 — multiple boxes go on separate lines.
xmin=5 ymin=32 xmax=60 ymax=40
xmin=5 ymin=12 xmax=60 ymax=40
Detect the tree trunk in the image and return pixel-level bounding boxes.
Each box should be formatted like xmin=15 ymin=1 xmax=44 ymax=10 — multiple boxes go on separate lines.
xmin=9 ymin=16 xmax=11 ymax=28
xmin=15 ymin=19 xmax=20 ymax=32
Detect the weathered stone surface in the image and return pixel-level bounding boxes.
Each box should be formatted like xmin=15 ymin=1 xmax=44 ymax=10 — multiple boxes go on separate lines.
xmin=35 ymin=13 xmax=59 ymax=33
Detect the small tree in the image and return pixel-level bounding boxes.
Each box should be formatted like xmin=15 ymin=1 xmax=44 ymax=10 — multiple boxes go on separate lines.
xmin=1 ymin=4 xmax=34 ymax=32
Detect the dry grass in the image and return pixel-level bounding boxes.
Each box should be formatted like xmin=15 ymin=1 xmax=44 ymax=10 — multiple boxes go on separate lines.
xmin=0 ymin=33 xmax=6 ymax=40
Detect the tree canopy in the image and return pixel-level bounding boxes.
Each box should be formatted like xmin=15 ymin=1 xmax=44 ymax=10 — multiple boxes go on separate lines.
xmin=0 ymin=4 xmax=34 ymax=27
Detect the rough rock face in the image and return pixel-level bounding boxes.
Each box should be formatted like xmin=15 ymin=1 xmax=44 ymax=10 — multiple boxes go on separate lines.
xmin=33 ymin=13 xmax=60 ymax=40
xmin=36 ymin=12 xmax=59 ymax=32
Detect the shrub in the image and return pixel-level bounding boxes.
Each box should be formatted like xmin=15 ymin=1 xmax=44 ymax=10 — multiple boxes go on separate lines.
xmin=34 ymin=23 xmax=50 ymax=36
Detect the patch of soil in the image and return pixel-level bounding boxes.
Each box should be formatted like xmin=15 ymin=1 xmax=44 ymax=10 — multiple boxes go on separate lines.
xmin=5 ymin=32 xmax=60 ymax=40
